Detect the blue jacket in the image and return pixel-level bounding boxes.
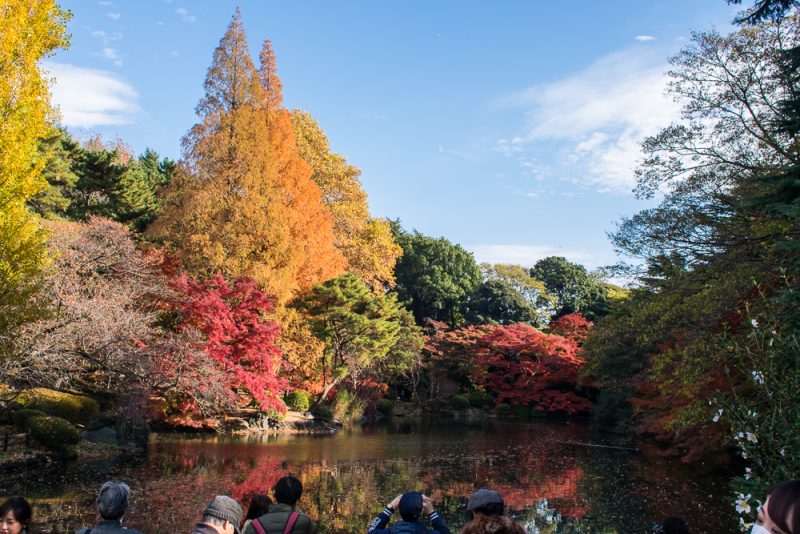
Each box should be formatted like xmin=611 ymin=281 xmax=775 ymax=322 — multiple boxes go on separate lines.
xmin=368 ymin=506 xmax=449 ymax=534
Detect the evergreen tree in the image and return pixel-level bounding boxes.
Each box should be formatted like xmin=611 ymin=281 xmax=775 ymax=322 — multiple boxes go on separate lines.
xmin=29 ymin=128 xmax=80 ymax=219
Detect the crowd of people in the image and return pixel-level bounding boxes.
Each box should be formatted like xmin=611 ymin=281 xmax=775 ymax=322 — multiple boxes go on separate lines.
xmin=1 ymin=477 xmax=799 ymax=534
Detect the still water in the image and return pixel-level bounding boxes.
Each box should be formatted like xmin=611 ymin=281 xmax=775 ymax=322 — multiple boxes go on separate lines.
xmin=1 ymin=419 xmax=737 ymax=533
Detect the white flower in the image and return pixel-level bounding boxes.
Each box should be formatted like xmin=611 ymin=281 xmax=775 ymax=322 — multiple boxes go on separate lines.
xmin=736 ymin=494 xmax=752 ymax=514
xmin=747 ymin=432 xmax=758 ymax=443
xmin=781 ymin=447 xmax=787 ymax=457
xmin=752 ymin=370 xmax=765 ymax=384
xmin=737 ymin=431 xmax=745 ymax=440
xmin=751 ymin=318 xmax=759 ymax=328
xmin=748 ymin=410 xmax=758 ymax=419
xmin=739 ymin=517 xmax=753 ymax=531
xmin=713 ymin=408 xmax=724 ymax=423
xmin=745 ymin=467 xmax=752 ymax=480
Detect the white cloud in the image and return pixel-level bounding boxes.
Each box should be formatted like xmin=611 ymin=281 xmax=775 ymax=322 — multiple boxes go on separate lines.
xmin=96 ymin=47 xmax=122 ymax=67
xmin=45 ymin=62 xmax=140 ymax=127
xmin=469 ymin=244 xmax=593 ymax=269
xmin=90 ymin=30 xmax=122 ymax=45
xmin=635 ymin=35 xmax=656 ymax=42
xmin=170 ymin=50 xmax=180 ymax=57
xmin=175 ymin=7 xmax=196 ymax=23
xmin=497 ymin=48 xmax=680 ymax=194
xmin=494 ymin=138 xmax=524 ymax=157
xmin=107 ymin=12 xmax=120 ymax=20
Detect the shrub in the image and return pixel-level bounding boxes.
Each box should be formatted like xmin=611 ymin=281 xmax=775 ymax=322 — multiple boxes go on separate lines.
xmin=16 ymin=388 xmax=99 ymax=424
xmin=512 ymin=404 xmax=531 ymax=418
xmin=26 ymin=416 xmax=81 ymax=450
xmin=332 ymin=390 xmax=366 ymax=424
xmin=467 ymin=390 xmax=493 ymax=408
xmin=285 ymin=390 xmax=312 ymax=413
xmin=451 ymin=395 xmax=470 ymax=410
xmin=12 ymin=409 xmax=47 ymax=429
xmin=377 ymin=399 xmax=394 ymax=416
xmin=426 ymin=399 xmax=447 ymax=413
xmin=311 ymin=405 xmax=333 ymax=422
xmin=495 ymin=403 xmax=512 ymax=417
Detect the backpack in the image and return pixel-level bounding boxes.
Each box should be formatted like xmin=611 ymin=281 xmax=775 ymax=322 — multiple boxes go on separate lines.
xmin=251 ymin=511 xmax=300 ymax=534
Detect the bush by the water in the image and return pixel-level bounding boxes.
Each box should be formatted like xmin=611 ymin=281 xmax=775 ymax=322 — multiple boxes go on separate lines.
xmin=285 ymin=390 xmax=312 ymax=413
xmin=451 ymin=395 xmax=470 ymax=410
xmin=12 ymin=408 xmax=47 ymax=429
xmin=332 ymin=390 xmax=366 ymax=423
xmin=467 ymin=390 xmax=493 ymax=408
xmin=311 ymin=405 xmax=333 ymax=422
xmin=16 ymin=388 xmax=99 ymax=425
xmin=377 ymin=398 xmax=394 ymax=416
xmin=26 ymin=415 xmax=81 ymax=450
xmin=495 ymin=403 xmax=512 ymax=417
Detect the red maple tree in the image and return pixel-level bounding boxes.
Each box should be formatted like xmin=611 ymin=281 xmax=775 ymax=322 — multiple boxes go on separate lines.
xmin=474 ymin=322 xmax=591 ymax=414
xmin=170 ymin=273 xmax=287 ymax=414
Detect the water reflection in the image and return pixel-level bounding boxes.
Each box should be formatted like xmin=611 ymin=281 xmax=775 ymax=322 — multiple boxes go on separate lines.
xmin=0 ymin=419 xmax=736 ymax=533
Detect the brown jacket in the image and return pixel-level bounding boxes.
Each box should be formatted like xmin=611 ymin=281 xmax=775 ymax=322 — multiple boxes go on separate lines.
xmin=459 ymin=516 xmax=525 ymax=534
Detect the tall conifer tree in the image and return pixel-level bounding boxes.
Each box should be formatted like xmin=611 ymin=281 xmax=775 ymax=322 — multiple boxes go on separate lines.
xmin=150 ymin=10 xmax=343 ymax=302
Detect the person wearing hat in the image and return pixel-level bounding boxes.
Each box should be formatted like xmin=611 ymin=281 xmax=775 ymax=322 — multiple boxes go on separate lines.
xmin=459 ymin=490 xmax=524 ymax=534
xmin=192 ymin=496 xmax=244 ymax=534
xmin=367 ymin=492 xmax=449 ymax=534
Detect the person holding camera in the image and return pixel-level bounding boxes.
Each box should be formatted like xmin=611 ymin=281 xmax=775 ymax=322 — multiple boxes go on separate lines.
xmin=368 ymin=492 xmax=449 ymax=534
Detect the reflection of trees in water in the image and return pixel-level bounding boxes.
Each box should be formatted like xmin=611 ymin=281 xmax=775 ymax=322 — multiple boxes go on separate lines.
xmin=2 ymin=424 xmax=735 ymax=533
xmin=87 ymin=437 xmax=591 ymax=533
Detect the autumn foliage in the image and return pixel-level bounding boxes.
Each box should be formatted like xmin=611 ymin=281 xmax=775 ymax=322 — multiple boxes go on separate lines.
xmin=170 ymin=273 xmax=286 ymax=414
xmin=149 ymin=11 xmax=344 ymax=304
xmin=474 ymin=321 xmax=592 ymax=414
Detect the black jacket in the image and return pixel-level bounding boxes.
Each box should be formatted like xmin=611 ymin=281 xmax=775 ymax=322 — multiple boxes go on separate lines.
xmin=368 ymin=506 xmax=449 ymax=534
xmin=76 ymin=519 xmax=144 ymax=534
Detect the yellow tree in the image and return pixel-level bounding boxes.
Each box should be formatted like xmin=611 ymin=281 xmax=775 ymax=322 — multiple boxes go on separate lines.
xmin=0 ymin=0 xmax=70 ymax=345
xmin=291 ymin=111 xmax=401 ymax=289
xmin=149 ymin=11 xmax=344 ymax=303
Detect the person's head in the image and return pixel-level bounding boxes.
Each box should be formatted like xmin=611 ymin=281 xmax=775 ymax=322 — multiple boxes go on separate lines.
xmin=758 ymin=480 xmax=800 ymax=534
xmin=274 ymin=477 xmax=303 ymax=507
xmin=398 ymin=492 xmax=423 ymax=522
xmin=467 ymin=489 xmax=504 ymax=519
xmin=97 ymin=482 xmax=131 ymax=521
xmin=663 ymin=517 xmax=689 ymax=534
xmin=0 ymin=498 xmax=31 ymax=534
xmin=201 ymin=496 xmax=243 ymax=534
xmin=245 ymin=495 xmax=272 ymax=521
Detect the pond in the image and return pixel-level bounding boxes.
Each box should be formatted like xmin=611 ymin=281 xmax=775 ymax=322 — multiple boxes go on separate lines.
xmin=0 ymin=418 xmax=737 ymax=533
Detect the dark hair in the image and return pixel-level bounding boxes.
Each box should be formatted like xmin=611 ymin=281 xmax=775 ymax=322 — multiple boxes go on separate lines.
xmin=663 ymin=517 xmax=689 ymax=534
xmin=0 ymin=497 xmax=32 ymax=530
xmin=245 ymin=495 xmax=272 ymax=521
xmin=767 ymin=480 xmax=800 ymax=534
xmin=471 ymin=502 xmax=505 ymax=518
xmin=274 ymin=476 xmax=303 ymax=506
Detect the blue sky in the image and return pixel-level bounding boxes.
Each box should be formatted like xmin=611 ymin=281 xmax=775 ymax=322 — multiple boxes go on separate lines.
xmin=48 ymin=1 xmax=740 ymax=273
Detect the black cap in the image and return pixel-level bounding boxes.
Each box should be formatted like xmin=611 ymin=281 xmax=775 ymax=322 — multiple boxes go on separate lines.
xmin=467 ymin=489 xmax=503 ymax=512
xmin=398 ymin=492 xmax=423 ymax=521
